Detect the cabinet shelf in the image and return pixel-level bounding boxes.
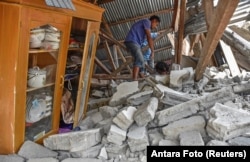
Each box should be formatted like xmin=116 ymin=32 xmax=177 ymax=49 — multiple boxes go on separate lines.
xmin=29 ymin=49 xmax=58 ymax=54
xmin=68 ymin=47 xmax=83 ymax=51
xmin=26 ymin=82 xmax=55 ymax=92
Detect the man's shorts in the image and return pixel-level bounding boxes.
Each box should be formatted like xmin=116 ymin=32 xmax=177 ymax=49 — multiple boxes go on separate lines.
xmin=125 ymin=41 xmax=144 ymax=68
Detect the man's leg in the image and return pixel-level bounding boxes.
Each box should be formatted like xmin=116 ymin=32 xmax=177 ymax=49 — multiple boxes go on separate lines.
xmin=133 ymin=66 xmax=140 ymax=80
xmin=124 ymin=42 xmax=144 ymax=80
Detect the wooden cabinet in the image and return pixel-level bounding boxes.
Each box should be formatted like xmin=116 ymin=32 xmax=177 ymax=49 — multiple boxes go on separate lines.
xmin=0 ymin=0 xmax=104 ymax=154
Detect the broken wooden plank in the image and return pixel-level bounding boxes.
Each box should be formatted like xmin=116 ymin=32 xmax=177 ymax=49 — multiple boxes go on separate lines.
xmin=104 ymin=40 xmax=117 ymax=71
xmin=219 ymin=40 xmax=241 ymax=77
xmin=176 ymin=0 xmax=186 ymax=64
xmin=94 ymin=57 xmax=112 ymax=74
xmin=111 ymin=58 xmax=133 ymax=76
xmin=99 ymin=29 xmax=127 ymax=50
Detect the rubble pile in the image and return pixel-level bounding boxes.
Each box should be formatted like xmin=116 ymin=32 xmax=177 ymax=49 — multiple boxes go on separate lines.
xmin=2 ymin=66 xmax=250 ymax=162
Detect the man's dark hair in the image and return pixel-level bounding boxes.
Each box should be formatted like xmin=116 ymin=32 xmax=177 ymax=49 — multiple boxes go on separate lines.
xmin=149 ymin=15 xmax=160 ymax=22
xmin=155 ymin=61 xmax=169 ymax=74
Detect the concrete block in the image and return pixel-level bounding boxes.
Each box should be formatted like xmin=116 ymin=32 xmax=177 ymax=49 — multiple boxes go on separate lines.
xmin=206 ymin=140 xmax=229 ymax=146
xmin=160 ymin=90 xmax=192 ymax=106
xmin=207 ymin=103 xmax=250 ymax=141
xmin=148 ymin=129 xmax=164 ymax=146
xmin=159 ymin=139 xmax=179 ymax=146
xmin=162 ymin=115 xmax=206 ymax=140
xmin=228 ymin=137 xmax=250 ymax=146
xmin=105 ymin=143 xmax=128 ymax=154
xmin=113 ymin=106 xmax=137 ymax=130
xmin=0 ymin=154 xmax=24 ymax=162
xmin=179 ymin=130 xmax=204 ymax=146
xmin=26 ymin=158 xmax=58 ymax=162
xmin=43 ymin=128 xmax=102 ymax=152
xmin=154 ymin=86 xmax=235 ymax=126
xmin=134 ymin=97 xmax=158 ymax=126
xmin=107 ymin=125 xmax=127 ymax=145
xmin=109 ymin=81 xmax=139 ymax=106
xmin=127 ymin=125 xmax=149 ymax=152
xmin=98 ymin=147 xmax=108 ymax=160
xmin=71 ymin=144 xmax=103 ymax=158
xmin=154 ymin=74 xmax=169 ymax=85
xmin=99 ymin=105 xmax=119 ymax=119
xmin=18 ymin=141 xmax=58 ymax=159
xmin=170 ymin=69 xmax=190 ymax=88
xmin=182 ymin=67 xmax=194 ymax=86
xmin=127 ymin=90 xmax=153 ymax=106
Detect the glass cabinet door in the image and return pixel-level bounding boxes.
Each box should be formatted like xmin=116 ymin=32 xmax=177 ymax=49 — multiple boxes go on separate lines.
xmin=25 ymin=24 xmax=61 ymax=141
xmin=60 ymin=17 xmax=88 ymax=131
xmin=74 ymin=21 xmax=101 ymax=126
xmin=19 ymin=7 xmax=71 ymax=143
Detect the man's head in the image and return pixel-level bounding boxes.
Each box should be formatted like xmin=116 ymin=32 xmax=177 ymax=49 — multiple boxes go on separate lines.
xmin=155 ymin=61 xmax=169 ymax=75
xmin=149 ymin=15 xmax=160 ymax=29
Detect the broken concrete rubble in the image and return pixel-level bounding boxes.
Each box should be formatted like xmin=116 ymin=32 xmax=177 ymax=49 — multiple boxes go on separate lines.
xmin=112 ymin=106 xmax=137 ymax=130
xmin=179 ymin=130 xmax=205 ymax=146
xmin=43 ymin=128 xmax=102 ymax=152
xmin=154 ymin=86 xmax=235 ymax=127
xmin=133 ymin=97 xmax=158 ymax=126
xmin=206 ymin=103 xmax=250 ymax=141
xmin=127 ymin=125 xmax=149 ymax=152
xmin=107 ymin=125 xmax=127 ymax=145
xmin=162 ymin=115 xmax=206 ymax=140
xmin=109 ymin=81 xmax=139 ymax=106
xmin=2 ymin=65 xmax=250 ymax=162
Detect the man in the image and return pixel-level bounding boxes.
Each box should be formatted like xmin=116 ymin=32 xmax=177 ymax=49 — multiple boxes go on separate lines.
xmin=124 ymin=15 xmax=160 ymax=80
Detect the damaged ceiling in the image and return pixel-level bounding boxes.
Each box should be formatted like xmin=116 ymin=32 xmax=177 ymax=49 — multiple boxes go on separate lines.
xmin=84 ymin=0 xmax=250 ymax=81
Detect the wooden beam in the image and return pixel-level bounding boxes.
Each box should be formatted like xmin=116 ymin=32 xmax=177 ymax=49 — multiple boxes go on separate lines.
xmin=195 ymin=0 xmax=239 ymax=81
xmin=109 ymin=8 xmax=174 ymax=26
xmin=99 ymin=29 xmax=127 ymax=50
xmin=175 ymin=0 xmax=186 ymax=64
xmin=202 ymin=0 xmax=214 ymax=30
xmin=111 ymin=58 xmax=133 ymax=76
xmin=101 ymin=17 xmax=113 ymax=35
xmin=112 ymin=45 xmax=119 ymax=69
xmin=172 ymin=0 xmax=180 ymax=32
xmin=189 ymin=34 xmax=200 ymax=53
xmin=94 ymin=57 xmax=112 ymax=74
xmin=104 ymin=40 xmax=117 ymax=71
